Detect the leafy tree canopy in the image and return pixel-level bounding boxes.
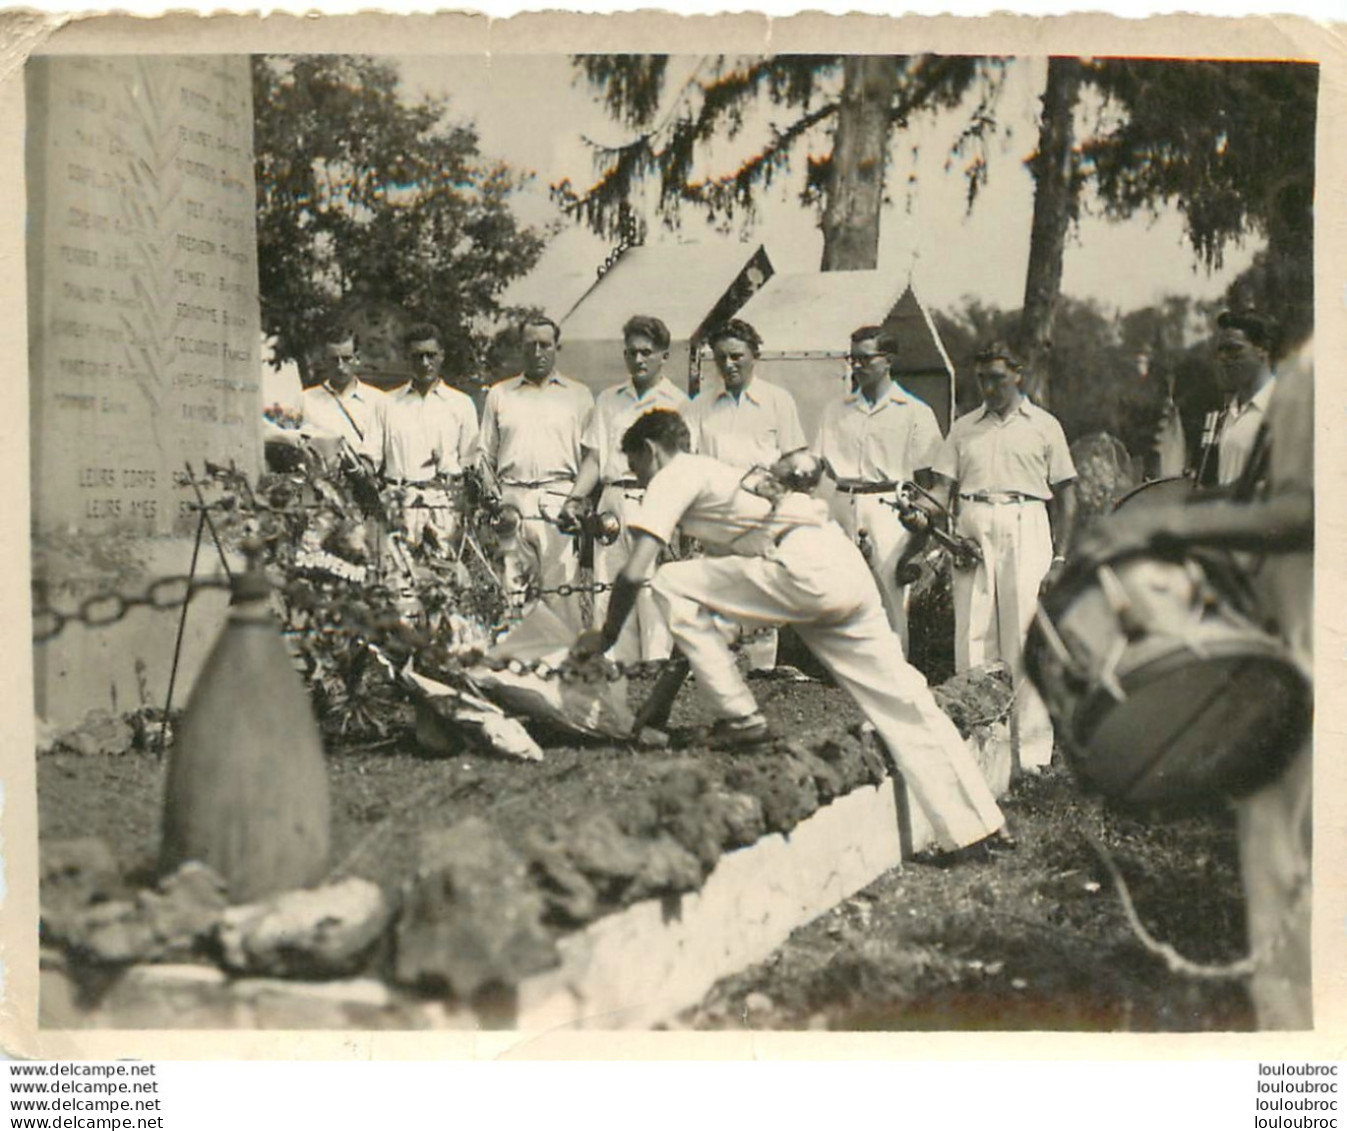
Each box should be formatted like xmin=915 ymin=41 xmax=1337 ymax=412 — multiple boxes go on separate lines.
xmin=253 ymin=55 xmax=546 ymax=384
xmin=554 ymin=55 xmax=1007 ymax=248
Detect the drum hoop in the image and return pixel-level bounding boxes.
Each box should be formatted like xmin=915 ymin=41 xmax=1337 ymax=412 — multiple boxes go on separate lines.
xmin=1070 ymin=635 xmax=1310 ymax=741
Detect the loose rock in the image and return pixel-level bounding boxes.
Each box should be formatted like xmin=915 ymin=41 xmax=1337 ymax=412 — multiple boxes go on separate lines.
xmin=563 ymin=814 xmax=651 ymax=901
xmin=713 ymin=791 xmax=767 ymax=849
xmin=218 ymin=878 xmax=391 ymax=979
xmin=394 ymin=818 xmax=557 ymax=1000
xmin=40 ymin=838 xmax=126 ymax=939
xmin=523 ymin=832 xmax=600 ymax=927
xmin=59 ymin=862 xmax=227 ymax=965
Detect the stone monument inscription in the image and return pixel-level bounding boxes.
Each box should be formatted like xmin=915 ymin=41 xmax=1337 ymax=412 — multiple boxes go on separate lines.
xmin=28 ymin=55 xmax=261 ymax=723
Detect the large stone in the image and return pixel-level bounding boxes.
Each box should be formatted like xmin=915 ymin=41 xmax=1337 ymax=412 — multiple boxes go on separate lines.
xmin=59 ymin=862 xmax=227 ymax=965
xmin=713 ymin=791 xmax=767 ymax=849
xmin=563 ymin=813 xmax=651 ymax=900
xmin=394 ymin=818 xmax=558 ymax=1000
xmin=651 ymin=766 xmax=726 ymax=873
xmin=725 ymin=755 xmax=820 ymax=836
xmin=523 ymin=833 xmax=600 ymax=927
xmin=628 ymin=834 xmax=704 ymax=900
xmin=218 ymin=878 xmax=391 ymax=979
xmin=40 ymin=837 xmax=126 ymax=939
xmin=813 ymin=732 xmax=873 ymax=794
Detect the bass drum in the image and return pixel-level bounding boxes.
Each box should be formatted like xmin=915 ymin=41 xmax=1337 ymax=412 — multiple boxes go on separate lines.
xmin=1112 ymin=475 xmax=1199 ymax=512
xmin=1026 ymin=553 xmax=1311 ymax=806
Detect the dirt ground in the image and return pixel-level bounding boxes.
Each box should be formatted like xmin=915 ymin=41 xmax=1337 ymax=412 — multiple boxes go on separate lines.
xmin=37 ymin=669 xmax=1254 ymax=1032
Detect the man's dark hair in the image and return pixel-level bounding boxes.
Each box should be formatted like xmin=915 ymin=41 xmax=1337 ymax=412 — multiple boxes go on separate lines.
xmin=403 ymin=322 xmax=444 ymax=349
xmin=851 ymin=324 xmax=900 ymax=358
xmin=1217 ymin=309 xmax=1282 ymax=358
xmin=322 ymin=323 xmax=357 ymax=348
xmin=519 ymin=313 xmax=562 ymax=345
xmin=621 ymin=408 xmax=692 ymax=459
xmin=623 ymin=314 xmax=672 ymax=351
xmin=974 ymin=339 xmax=1023 ymax=370
xmin=706 ymin=318 xmax=763 ymax=357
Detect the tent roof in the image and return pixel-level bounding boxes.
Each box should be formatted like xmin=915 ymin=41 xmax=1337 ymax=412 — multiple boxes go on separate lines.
xmin=736 ymin=272 xmax=952 ymax=376
xmin=499 ymin=228 xmax=607 ymax=321
xmin=561 ymin=241 xmax=770 ymax=342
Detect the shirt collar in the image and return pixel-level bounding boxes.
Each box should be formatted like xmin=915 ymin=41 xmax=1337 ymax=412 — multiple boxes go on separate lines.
xmin=846 ymin=382 xmax=909 ymax=411
xmin=717 ymin=381 xmax=762 ymax=407
xmin=621 ymin=377 xmax=674 ymax=402
xmin=513 ymin=371 xmax=565 ymax=390
xmin=1240 ymin=375 xmax=1278 ymax=414
xmin=977 ymin=397 xmax=1034 ymax=424
xmin=324 ymin=381 xmax=366 ymax=401
xmin=400 ymin=380 xmax=445 ymax=400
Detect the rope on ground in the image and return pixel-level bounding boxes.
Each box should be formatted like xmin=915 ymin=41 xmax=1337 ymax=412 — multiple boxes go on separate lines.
xmin=1082 ymin=826 xmax=1261 ymax=981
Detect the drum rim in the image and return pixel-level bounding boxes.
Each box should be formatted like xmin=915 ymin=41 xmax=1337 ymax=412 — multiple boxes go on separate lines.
xmin=1111 ymin=475 xmax=1199 ymax=512
xmin=1063 ymin=644 xmax=1312 ymax=803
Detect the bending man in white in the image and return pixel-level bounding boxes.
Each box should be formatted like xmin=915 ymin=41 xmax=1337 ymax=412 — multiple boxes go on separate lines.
xmin=572 ymin=408 xmax=1009 ymax=859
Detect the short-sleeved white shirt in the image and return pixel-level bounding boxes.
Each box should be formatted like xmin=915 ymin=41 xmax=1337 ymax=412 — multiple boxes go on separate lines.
xmin=381 ymin=381 xmax=479 ymax=482
xmin=812 ymin=383 xmax=942 ymax=483
xmin=583 ymin=377 xmax=690 ymax=483
xmin=629 ymin=452 xmax=830 ymax=557
xmin=932 ymin=398 xmax=1076 ymax=499
xmin=689 ymin=378 xmax=807 ymax=470
xmin=480 ymin=372 xmax=594 ymax=484
xmin=299 ymin=381 xmax=386 ymax=464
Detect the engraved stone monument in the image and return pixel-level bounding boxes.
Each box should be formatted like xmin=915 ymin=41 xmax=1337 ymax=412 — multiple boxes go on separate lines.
xmin=27 ymin=56 xmax=261 ymax=725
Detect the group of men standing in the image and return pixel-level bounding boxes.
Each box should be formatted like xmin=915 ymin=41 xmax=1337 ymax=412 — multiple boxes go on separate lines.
xmin=269 ymin=299 xmax=1312 ymax=1029
xmin=274 ymin=308 xmax=1079 ymax=787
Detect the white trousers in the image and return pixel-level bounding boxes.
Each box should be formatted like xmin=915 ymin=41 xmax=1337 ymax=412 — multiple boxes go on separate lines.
xmin=651 ymin=524 xmax=1005 ymax=850
xmin=830 ymin=490 xmax=916 ymax=653
xmin=593 ymin=483 xmax=674 ymax=663
xmin=1236 ymin=740 xmax=1312 ymax=1029
xmin=398 ymin=483 xmax=464 ymax=552
xmin=500 ymin=483 xmax=578 ymax=613
xmin=952 ymin=499 xmax=1055 ymax=770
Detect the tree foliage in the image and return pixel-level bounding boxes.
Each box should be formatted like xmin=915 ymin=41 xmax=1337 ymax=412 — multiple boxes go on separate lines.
xmin=253 ymin=55 xmax=546 ymax=383
xmin=555 ymin=55 xmax=1008 ymax=268
xmin=1082 ymin=58 xmax=1316 ymax=349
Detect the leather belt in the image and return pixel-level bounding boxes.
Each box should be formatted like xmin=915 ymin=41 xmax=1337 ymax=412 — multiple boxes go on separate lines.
xmin=959 ymin=491 xmax=1043 ymax=505
xmin=834 ymin=479 xmax=898 ymax=495
xmin=384 ymin=474 xmax=463 ymax=488
xmin=606 ymin=478 xmax=642 ymax=490
xmin=502 ymin=477 xmax=573 ymax=490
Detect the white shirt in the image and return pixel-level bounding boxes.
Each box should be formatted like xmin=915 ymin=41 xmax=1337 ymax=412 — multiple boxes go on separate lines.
xmin=481 ymin=372 xmax=594 ymax=485
xmin=1216 ymin=375 xmax=1277 ymax=486
xmin=583 ymin=377 xmax=690 ymax=483
xmin=630 ymin=452 xmax=830 ymax=558
xmin=813 ymin=382 xmax=942 ymax=484
xmin=299 ymin=381 xmax=385 ymax=464
xmin=689 ymin=378 xmax=806 ymax=470
xmin=932 ymin=397 xmax=1076 ymax=499
xmin=381 ymin=381 xmax=479 ymax=482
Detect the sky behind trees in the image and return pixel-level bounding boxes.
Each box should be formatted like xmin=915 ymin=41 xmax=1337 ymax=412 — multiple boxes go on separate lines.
xmin=397 ymin=53 xmax=1260 ymax=322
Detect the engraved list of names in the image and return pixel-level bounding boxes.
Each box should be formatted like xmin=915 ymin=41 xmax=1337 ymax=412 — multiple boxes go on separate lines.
xmin=28 ymin=55 xmax=261 ymax=541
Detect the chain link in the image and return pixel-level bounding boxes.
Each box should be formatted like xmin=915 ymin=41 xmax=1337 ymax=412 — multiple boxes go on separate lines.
xmin=32 ymin=574 xmax=233 ymax=644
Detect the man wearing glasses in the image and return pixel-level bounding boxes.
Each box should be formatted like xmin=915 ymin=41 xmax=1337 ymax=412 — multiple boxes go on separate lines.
xmin=926 ymin=341 xmax=1078 ymax=777
xmin=561 ymin=315 xmax=690 ymax=660
xmin=812 ymin=325 xmax=942 ymax=652
xmin=381 ymin=322 xmax=480 ymax=550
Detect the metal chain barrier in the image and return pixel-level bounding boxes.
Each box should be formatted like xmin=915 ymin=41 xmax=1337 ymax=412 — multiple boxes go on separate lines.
xmin=32 ymin=574 xmax=234 ymax=644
